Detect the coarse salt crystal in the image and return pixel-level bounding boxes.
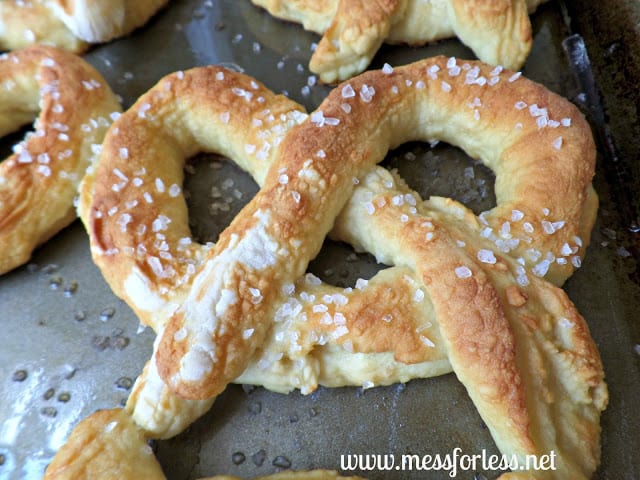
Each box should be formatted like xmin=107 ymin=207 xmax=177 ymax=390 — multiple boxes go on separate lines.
xmin=359 ymin=84 xmax=375 ymax=102
xmin=341 ymin=84 xmax=355 ymax=98
xmin=364 ymin=202 xmax=375 ymax=215
xmin=413 ymin=289 xmax=425 ymax=302
xmin=532 ymin=259 xmax=551 ymax=277
xmin=553 ymin=136 xmax=563 ymax=150
xmin=169 ymin=184 xmax=181 ymax=197
xmin=477 ymin=249 xmax=497 ymax=264
xmin=455 ymin=266 xmax=473 ymax=278
xmin=420 ymin=336 xmax=436 ymax=347
xmin=508 ymin=72 xmax=522 ymax=82
xmin=138 ymin=103 xmax=151 ymax=118
xmin=511 ymin=209 xmax=524 ymax=221
xmin=243 ymin=328 xmax=254 ymax=339
xmin=155 ymin=178 xmax=165 ymax=192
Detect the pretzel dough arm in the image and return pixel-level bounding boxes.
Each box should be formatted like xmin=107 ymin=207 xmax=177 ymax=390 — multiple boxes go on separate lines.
xmin=425 ymin=203 xmax=606 ymax=478
xmin=448 ymin=0 xmax=532 ymax=70
xmin=48 ymin=0 xmax=169 ymax=43
xmin=130 ymin=265 xmax=451 ymax=438
xmin=384 ymin=0 xmax=454 ymax=45
xmin=250 ymin=0 xmax=339 ymax=34
xmin=384 ymin=0 xmax=543 ymax=46
xmin=497 ymin=281 xmax=606 ymax=479
xmin=43 ymin=408 xmax=166 ymax=480
xmin=0 ymin=1 xmax=88 ymax=52
xmin=128 ymin=347 xmax=215 ymax=439
xmin=239 ymin=265 xmax=451 ymax=392
xmin=310 ymin=0 xmax=406 ymax=83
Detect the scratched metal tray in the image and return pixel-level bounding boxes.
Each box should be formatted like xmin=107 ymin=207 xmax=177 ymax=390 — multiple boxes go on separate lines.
xmin=1 ymin=1 xmax=639 ymax=479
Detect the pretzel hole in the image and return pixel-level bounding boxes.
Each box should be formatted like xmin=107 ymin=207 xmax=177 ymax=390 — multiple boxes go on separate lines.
xmin=382 ymin=141 xmax=497 ymax=216
xmin=0 ymin=124 xmax=34 ymax=161
xmin=183 ymin=152 xmax=384 ymax=289
xmin=183 ymin=153 xmax=259 ymax=245
xmin=311 ymin=142 xmax=499 ymax=289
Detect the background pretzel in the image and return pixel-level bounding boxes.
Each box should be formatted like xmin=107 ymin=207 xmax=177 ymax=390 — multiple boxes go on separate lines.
xmin=0 ymin=0 xmax=168 ymax=52
xmin=44 ymin=406 xmax=364 ymax=479
xmin=67 ymin=57 xmax=606 ymax=478
xmin=0 ymin=45 xmax=120 ymax=275
xmin=250 ymin=0 xmax=548 ymax=83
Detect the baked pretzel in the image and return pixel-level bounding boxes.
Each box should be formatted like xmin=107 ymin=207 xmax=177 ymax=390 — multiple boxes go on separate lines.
xmin=250 ymin=0 xmax=548 ymax=83
xmin=44 ymin=407 xmax=364 ymax=480
xmin=69 ymin=58 xmax=606 ymax=478
xmin=0 ymin=0 xmax=168 ymax=52
xmin=0 ymin=45 xmax=120 ymax=275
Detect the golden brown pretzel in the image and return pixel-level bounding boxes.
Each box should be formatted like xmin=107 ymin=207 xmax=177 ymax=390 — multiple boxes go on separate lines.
xmin=250 ymin=0 xmax=548 ymax=83
xmin=0 ymin=0 xmax=168 ymax=52
xmin=44 ymin=408 xmax=364 ymax=480
xmin=71 ymin=58 xmax=606 ymax=478
xmin=0 ymin=45 xmax=120 ymax=275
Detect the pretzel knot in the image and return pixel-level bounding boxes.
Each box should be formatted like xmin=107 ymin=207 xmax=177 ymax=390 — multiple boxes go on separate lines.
xmin=251 ymin=0 xmax=548 ymax=83
xmin=0 ymin=0 xmax=167 ymax=52
xmin=79 ymin=57 xmax=606 ymax=477
xmin=0 ymin=45 xmax=120 ymax=275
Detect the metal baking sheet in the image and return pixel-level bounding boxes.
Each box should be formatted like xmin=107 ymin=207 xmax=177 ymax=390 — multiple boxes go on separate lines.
xmin=1 ymin=1 xmax=639 ymax=479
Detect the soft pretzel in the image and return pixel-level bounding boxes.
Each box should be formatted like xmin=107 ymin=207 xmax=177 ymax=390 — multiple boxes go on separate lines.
xmin=71 ymin=58 xmax=606 ymax=479
xmin=0 ymin=45 xmax=120 ymax=275
xmin=44 ymin=407 xmax=364 ymax=480
xmin=250 ymin=0 xmax=547 ymax=82
xmin=0 ymin=0 xmax=168 ymax=52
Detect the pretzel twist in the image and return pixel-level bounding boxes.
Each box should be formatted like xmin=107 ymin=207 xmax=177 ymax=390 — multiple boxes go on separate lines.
xmin=250 ymin=0 xmax=548 ymax=82
xmin=72 ymin=58 xmax=606 ymax=478
xmin=0 ymin=0 xmax=168 ymax=52
xmin=0 ymin=45 xmax=120 ymax=275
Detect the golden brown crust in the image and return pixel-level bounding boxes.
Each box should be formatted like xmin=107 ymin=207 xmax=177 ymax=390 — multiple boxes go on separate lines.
xmin=0 ymin=0 xmax=168 ymax=52
xmin=43 ymin=409 xmax=166 ymax=480
xmin=251 ymin=0 xmax=547 ymax=82
xmin=0 ymin=45 xmax=120 ymax=275
xmin=78 ymin=58 xmax=605 ymax=478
